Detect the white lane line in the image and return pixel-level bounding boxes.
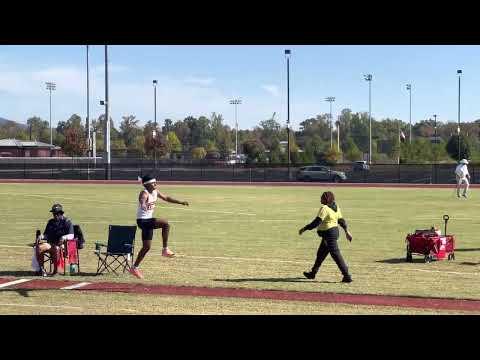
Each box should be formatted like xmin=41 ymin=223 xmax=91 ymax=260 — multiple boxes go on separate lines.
xmin=0 ymin=279 xmax=32 ymax=288
xmin=0 ymin=193 xmax=257 ymax=217
xmin=0 ymin=244 xmax=30 ymax=248
xmin=61 ymin=282 xmax=91 ymax=290
xmin=0 ymin=303 xmax=83 ymax=310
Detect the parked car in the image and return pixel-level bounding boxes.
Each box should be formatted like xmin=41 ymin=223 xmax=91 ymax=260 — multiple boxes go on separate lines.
xmin=296 ymin=165 xmax=347 ymax=182
xmin=352 ymin=161 xmax=370 ymax=171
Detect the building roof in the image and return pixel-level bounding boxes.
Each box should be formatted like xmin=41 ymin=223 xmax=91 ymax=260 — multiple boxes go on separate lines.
xmin=0 ymin=138 xmax=60 ymax=149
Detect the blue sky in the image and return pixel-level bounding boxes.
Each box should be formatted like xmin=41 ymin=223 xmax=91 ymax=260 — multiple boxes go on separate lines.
xmin=0 ymin=45 xmax=479 ymax=130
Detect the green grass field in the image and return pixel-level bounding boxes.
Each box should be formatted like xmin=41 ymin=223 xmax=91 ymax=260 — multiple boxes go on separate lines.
xmin=0 ymin=183 xmax=479 ymax=314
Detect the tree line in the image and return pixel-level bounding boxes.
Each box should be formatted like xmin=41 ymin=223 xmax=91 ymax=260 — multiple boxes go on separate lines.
xmin=1 ymin=109 xmax=479 ymax=163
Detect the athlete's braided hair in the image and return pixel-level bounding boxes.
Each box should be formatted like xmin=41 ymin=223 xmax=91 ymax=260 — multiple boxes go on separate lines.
xmin=321 ymin=191 xmax=335 ymax=205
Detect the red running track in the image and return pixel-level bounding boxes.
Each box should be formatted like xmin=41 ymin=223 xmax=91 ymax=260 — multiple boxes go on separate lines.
xmin=1 ymin=277 xmax=480 ymax=312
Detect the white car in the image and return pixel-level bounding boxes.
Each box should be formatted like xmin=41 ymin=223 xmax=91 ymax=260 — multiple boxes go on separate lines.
xmin=296 ymin=165 xmax=347 ymax=182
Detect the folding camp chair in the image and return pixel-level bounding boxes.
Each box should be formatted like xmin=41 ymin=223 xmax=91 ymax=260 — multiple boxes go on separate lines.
xmin=94 ymin=225 xmax=137 ymax=275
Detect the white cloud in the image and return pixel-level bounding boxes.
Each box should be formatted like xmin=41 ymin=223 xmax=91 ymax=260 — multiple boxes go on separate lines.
xmin=0 ymin=65 xmax=86 ymax=96
xmin=183 ymin=76 xmax=215 ymax=87
xmin=261 ymin=84 xmax=280 ymax=97
xmin=0 ymin=64 xmax=297 ymax=129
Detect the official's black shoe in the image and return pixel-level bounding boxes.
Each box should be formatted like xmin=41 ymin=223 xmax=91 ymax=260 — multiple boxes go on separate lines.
xmin=303 ymin=271 xmax=316 ymax=279
xmin=34 ymin=270 xmax=47 ymax=277
xmin=342 ymin=275 xmax=352 ymax=283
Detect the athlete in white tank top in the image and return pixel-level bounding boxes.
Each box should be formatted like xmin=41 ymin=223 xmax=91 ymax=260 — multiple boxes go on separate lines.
xmin=136 ymin=189 xmax=158 ymax=219
xmin=129 ymin=175 xmax=190 ymax=280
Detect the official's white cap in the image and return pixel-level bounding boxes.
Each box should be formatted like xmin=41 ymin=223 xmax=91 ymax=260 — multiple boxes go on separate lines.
xmin=460 ymin=159 xmax=469 ymax=165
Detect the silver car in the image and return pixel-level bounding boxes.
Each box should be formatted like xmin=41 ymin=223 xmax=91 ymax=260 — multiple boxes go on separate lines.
xmin=296 ymin=165 xmax=347 ymax=182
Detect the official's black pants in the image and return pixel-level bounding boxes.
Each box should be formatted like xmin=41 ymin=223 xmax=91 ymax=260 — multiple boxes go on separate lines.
xmin=311 ymin=227 xmax=349 ymax=276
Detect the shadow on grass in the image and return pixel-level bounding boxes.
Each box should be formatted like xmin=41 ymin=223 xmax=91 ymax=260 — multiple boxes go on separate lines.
xmin=213 ymin=277 xmax=337 ymax=284
xmin=460 ymin=262 xmax=480 ymax=266
xmin=0 ymin=288 xmax=54 ymax=298
xmin=74 ymin=272 xmax=100 ymax=277
xmin=376 ymin=258 xmax=426 ymax=264
xmin=455 ymin=248 xmax=480 ymax=252
xmin=0 ymin=270 xmax=99 ymax=277
xmin=0 ymin=271 xmax=38 ymax=277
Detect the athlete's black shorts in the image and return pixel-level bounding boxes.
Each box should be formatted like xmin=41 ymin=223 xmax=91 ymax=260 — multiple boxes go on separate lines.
xmin=136 ymin=218 xmax=156 ymax=241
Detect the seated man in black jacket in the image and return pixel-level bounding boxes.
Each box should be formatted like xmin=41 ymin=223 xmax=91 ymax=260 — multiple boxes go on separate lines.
xmin=35 ymin=203 xmax=74 ymax=276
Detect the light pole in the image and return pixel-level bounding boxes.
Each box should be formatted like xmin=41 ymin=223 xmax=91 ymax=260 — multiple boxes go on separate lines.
xmin=229 ymin=99 xmax=242 ymax=158
xmin=45 ymin=82 xmax=56 ymax=146
xmin=86 ymin=45 xmax=91 ymax=179
xmin=336 ymin=117 xmax=340 ymax=153
xmin=397 ymin=120 xmax=401 ymax=165
xmin=364 ymin=74 xmax=373 ymax=164
xmin=325 ymin=97 xmax=335 ymax=149
xmin=86 ymin=45 xmax=91 ymax=157
xmin=406 ymin=84 xmax=412 ymax=143
xmin=152 ymin=129 xmax=157 ymax=169
xmin=432 ymin=115 xmax=437 ymax=183
xmin=285 ymin=49 xmax=291 ymax=179
xmin=457 ymin=69 xmax=462 ymax=161
xmin=153 ymin=80 xmax=158 ymax=169
xmin=103 ymin=45 xmax=111 ymax=180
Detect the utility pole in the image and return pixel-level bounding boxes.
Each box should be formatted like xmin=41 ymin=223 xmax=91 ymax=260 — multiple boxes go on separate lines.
xmin=406 ymin=84 xmax=412 ymax=143
xmin=336 ymin=117 xmax=340 ymax=153
xmin=285 ymin=49 xmax=291 ymax=179
xmin=153 ymin=80 xmax=158 ymax=170
xmin=457 ymin=70 xmax=462 ymax=161
xmin=86 ymin=45 xmax=91 ymax=179
xmin=229 ymin=99 xmax=242 ymax=159
xmin=103 ymin=45 xmax=111 ymax=180
xmin=364 ymin=74 xmax=373 ymax=164
xmin=45 ymin=82 xmax=56 ymax=146
xmin=325 ymin=97 xmax=335 ymax=149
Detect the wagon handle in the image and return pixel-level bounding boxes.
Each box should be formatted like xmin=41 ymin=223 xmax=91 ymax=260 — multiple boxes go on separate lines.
xmin=443 ymin=214 xmax=449 ymax=235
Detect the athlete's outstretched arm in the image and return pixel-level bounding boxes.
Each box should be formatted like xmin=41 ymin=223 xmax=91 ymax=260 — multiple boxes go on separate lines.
xmin=157 ymin=191 xmax=189 ymax=206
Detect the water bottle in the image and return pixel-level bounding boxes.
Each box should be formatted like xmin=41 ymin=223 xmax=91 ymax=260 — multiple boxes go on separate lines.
xmin=70 ymin=264 xmax=77 ymax=274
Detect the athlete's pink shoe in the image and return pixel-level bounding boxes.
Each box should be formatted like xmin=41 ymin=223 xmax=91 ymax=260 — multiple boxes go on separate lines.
xmin=128 ymin=267 xmax=144 ymax=279
xmin=162 ymin=248 xmax=175 ymax=258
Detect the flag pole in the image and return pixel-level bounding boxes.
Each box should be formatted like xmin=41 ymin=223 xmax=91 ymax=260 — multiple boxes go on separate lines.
xmin=398 ymin=121 xmax=401 ymax=165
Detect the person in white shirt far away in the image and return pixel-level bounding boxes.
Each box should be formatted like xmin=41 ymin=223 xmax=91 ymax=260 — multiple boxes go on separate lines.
xmin=455 ymin=159 xmax=470 ymax=198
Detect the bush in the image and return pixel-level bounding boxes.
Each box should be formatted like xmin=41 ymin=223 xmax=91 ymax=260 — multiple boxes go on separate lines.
xmin=191 ymin=147 xmax=207 ymax=160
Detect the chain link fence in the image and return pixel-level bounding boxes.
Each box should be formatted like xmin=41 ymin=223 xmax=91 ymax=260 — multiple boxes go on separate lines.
xmin=0 ymin=157 xmax=474 ymax=184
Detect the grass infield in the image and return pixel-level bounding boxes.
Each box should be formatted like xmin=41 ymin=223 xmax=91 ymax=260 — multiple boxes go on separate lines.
xmin=0 ymin=183 xmax=478 ymax=314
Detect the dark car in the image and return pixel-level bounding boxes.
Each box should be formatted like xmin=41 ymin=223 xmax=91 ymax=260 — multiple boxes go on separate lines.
xmin=353 ymin=161 xmax=370 ymax=171
xmin=296 ymin=165 xmax=347 ymax=182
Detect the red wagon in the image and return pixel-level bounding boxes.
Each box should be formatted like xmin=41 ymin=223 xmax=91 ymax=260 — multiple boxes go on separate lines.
xmin=405 ymin=215 xmax=456 ymax=263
